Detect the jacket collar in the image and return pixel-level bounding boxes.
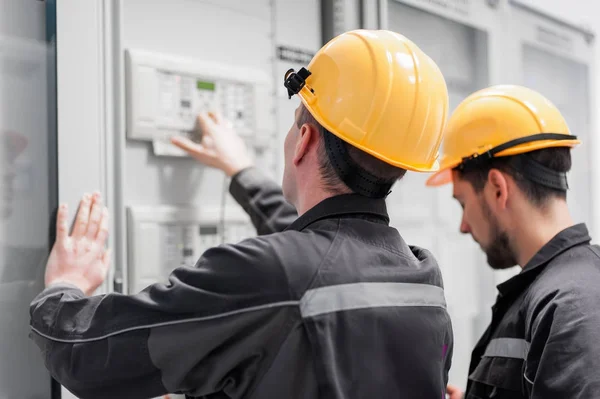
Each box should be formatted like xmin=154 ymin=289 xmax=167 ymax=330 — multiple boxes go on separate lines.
xmin=285 ymin=193 xmax=389 ymax=232
xmin=496 ymin=223 xmax=592 ymax=296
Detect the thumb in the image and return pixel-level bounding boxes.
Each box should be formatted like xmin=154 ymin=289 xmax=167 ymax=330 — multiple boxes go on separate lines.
xmin=171 ymin=135 xmax=206 ymax=155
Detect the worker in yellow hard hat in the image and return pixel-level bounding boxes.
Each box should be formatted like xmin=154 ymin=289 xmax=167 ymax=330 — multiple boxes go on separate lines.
xmin=30 ymin=30 xmax=454 ymax=398
xmin=428 ymin=85 xmax=600 ymax=399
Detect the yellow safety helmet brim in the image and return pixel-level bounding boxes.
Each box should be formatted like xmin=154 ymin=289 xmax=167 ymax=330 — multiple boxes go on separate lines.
xmin=425 ymin=85 xmax=580 ymax=186
xmin=425 ymin=167 xmax=454 ymax=186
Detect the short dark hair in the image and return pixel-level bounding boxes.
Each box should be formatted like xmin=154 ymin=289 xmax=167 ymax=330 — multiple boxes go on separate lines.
xmin=296 ymin=105 xmax=407 ymax=195
xmin=455 ymin=147 xmax=572 ymax=207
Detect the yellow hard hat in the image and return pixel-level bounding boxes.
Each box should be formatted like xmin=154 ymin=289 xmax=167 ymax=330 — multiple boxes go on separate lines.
xmin=426 ymin=85 xmax=580 ymax=187
xmin=283 ymin=29 xmax=449 ymax=173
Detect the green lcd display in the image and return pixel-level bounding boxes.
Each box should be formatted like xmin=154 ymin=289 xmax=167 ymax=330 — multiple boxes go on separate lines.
xmin=197 ymin=80 xmax=216 ymax=91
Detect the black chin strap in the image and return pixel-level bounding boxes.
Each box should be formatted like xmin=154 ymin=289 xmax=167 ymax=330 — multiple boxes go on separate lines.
xmin=324 ymin=131 xmax=394 ymax=199
xmin=457 ymin=133 xmax=576 ymax=191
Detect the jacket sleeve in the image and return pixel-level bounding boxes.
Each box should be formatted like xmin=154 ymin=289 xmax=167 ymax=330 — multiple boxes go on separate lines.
xmin=229 ymin=167 xmax=298 ymax=235
xmin=524 ymin=281 xmax=600 ymax=398
xmin=29 ymin=237 xmax=297 ymax=399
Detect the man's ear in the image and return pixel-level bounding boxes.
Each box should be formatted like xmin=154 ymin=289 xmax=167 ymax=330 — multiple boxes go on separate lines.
xmin=293 ymin=123 xmax=318 ymax=166
xmin=487 ymin=169 xmax=509 ymax=210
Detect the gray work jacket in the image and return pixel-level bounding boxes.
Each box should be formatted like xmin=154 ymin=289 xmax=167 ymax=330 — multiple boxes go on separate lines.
xmin=465 ymin=223 xmax=600 ymax=398
xmin=30 ymin=167 xmax=453 ymax=398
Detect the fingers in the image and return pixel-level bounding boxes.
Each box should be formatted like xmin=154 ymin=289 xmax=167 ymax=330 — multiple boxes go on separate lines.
xmin=208 ymin=111 xmax=224 ymax=124
xmin=85 ymin=193 xmax=103 ymax=239
xmin=170 ymin=136 xmax=209 ymax=158
xmin=208 ymin=111 xmax=233 ymax=129
xmin=171 ymin=135 xmax=201 ymax=151
xmin=196 ymin=113 xmax=214 ymax=137
xmin=71 ymin=192 xmax=108 ymax=242
xmin=72 ymin=193 xmax=92 ymax=238
xmin=56 ymin=203 xmax=69 ymax=243
xmin=207 ymin=111 xmax=219 ymax=124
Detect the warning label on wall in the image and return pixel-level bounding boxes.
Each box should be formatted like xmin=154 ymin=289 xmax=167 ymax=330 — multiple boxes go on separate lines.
xmin=276 ymin=46 xmax=314 ymax=64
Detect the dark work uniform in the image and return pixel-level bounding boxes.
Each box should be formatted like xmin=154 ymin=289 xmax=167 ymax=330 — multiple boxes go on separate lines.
xmin=29 ymin=167 xmax=454 ymax=399
xmin=465 ymin=223 xmax=600 ymax=398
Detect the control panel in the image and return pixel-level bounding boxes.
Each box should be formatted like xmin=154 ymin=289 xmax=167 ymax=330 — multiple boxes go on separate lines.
xmin=125 ymin=49 xmax=270 ymax=156
xmin=127 ymin=205 xmax=256 ymax=294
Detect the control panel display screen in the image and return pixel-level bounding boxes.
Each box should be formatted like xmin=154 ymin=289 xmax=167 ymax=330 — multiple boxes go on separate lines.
xmin=196 ymin=80 xmax=215 ymax=91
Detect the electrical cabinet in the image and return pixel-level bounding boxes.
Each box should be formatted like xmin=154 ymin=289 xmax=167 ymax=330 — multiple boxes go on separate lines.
xmin=125 ymin=49 xmax=270 ymax=156
xmin=108 ymin=0 xmax=322 ymax=299
xmin=127 ymin=205 xmax=255 ymax=294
